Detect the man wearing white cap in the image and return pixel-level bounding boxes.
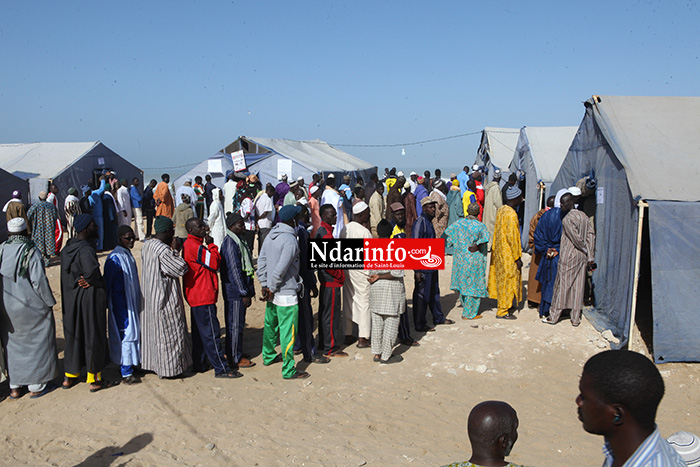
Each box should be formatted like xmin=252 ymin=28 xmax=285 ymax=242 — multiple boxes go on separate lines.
xmin=0 ymin=217 xmax=58 ymax=399
xmin=340 ymin=202 xmax=372 ymax=348
xmin=408 ymin=172 xmax=418 ymax=192
xmin=321 ymin=174 xmax=346 ymax=238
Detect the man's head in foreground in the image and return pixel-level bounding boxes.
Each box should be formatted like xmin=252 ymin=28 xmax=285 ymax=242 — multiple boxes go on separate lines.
xmin=466 ymin=401 xmax=519 ymax=466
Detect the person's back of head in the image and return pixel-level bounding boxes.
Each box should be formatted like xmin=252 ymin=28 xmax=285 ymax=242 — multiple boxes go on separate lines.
xmin=465 ymin=401 xmax=520 ymax=467
xmin=546 ymin=195 xmax=556 ymax=208
xmin=376 ymin=219 xmax=393 ymax=239
xmin=467 ymin=180 xmax=476 ymax=192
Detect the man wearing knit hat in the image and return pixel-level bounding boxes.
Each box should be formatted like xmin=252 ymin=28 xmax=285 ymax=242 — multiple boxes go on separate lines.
xmin=1 ymin=217 xmax=59 ymax=399
xmin=61 ymin=213 xmax=116 ymax=391
xmin=340 ymin=201 xmax=372 ymax=348
xmin=26 ymin=190 xmax=58 ymax=266
xmin=258 ymin=204 xmax=309 ymax=379
xmin=488 ymin=186 xmax=524 ymax=320
xmin=220 ymin=212 xmax=256 ymax=371
xmin=141 ymin=216 xmax=193 ymax=378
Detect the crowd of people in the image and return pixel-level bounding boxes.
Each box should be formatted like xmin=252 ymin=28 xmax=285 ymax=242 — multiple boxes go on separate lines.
xmin=0 ymin=165 xmax=695 ymax=465
xmin=0 ymin=164 xmax=606 ymax=388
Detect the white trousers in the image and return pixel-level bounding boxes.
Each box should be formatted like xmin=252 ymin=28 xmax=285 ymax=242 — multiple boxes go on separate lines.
xmin=133 ymin=207 xmax=145 ymax=240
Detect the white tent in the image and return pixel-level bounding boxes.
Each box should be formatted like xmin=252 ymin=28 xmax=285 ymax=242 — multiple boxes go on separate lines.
xmin=509 ymin=126 xmax=578 ymax=250
xmin=174 ymin=136 xmax=376 ymax=189
xmin=474 ymin=127 xmax=520 ymax=182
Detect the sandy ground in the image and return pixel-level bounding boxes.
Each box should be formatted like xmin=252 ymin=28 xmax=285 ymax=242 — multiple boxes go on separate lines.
xmin=1 ymin=239 xmax=699 ymax=467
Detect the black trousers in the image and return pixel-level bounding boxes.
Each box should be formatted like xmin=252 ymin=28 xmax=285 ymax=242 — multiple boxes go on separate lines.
xmin=317 ymin=284 xmax=342 ymax=354
xmin=413 ymin=271 xmax=445 ymax=329
xmin=294 ymin=289 xmax=318 ymax=359
xmin=145 ymin=209 xmax=155 ymax=237
xmin=191 ymin=304 xmax=229 ymax=375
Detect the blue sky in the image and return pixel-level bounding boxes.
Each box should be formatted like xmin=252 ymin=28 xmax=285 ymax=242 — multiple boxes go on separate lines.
xmin=1 ymin=1 xmax=698 ymax=178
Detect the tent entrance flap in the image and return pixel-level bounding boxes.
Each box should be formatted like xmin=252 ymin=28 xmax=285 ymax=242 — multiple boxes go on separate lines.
xmin=647 ymin=201 xmax=700 ymax=363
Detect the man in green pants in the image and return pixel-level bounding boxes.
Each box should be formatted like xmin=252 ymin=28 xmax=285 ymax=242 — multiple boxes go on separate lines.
xmin=258 ymin=204 xmax=310 ymax=380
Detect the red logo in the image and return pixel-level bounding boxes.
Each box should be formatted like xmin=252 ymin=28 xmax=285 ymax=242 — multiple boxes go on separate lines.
xmin=363 ymin=238 xmax=445 ymax=270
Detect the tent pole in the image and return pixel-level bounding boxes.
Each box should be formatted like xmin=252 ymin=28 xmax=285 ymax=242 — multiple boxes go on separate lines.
xmin=538 ymin=182 xmax=545 ymax=210
xmin=628 ymin=200 xmax=648 ymax=352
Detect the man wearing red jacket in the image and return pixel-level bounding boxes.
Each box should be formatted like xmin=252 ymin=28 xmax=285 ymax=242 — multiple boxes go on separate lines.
xmin=316 ymin=204 xmax=347 ymax=357
xmin=183 ymin=218 xmax=242 ymax=379
xmin=473 ymin=170 xmax=485 ymax=222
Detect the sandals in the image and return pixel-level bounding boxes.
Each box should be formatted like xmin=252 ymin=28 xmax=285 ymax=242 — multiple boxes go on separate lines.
xmin=215 ymin=370 xmax=244 ymax=379
xmin=373 ymin=355 xmax=381 ymax=363
xmin=62 ymin=377 xmax=78 ymax=390
xmin=237 ymin=358 xmax=256 ymax=368
xmin=263 ymin=354 xmax=283 ymax=366
xmin=437 ymin=319 xmax=455 ymax=325
xmin=311 ymin=355 xmax=331 ymax=364
xmin=496 ymin=314 xmax=517 ymax=320
xmin=30 ymin=383 xmax=57 ymax=399
xmin=89 ymin=379 xmax=120 ymax=393
xmin=285 ymin=371 xmax=310 ymax=380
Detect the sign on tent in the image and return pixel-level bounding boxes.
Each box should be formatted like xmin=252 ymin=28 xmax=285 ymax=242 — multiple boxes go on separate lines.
xmin=231 ymin=150 xmax=247 ymax=172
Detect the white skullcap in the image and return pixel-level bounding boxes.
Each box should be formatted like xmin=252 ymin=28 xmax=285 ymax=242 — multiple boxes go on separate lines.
xmin=327 ymin=173 xmax=335 ymax=179
xmin=568 ymin=186 xmax=582 ymax=196
xmin=410 ymin=171 xmax=417 ymax=176
xmin=352 ymin=201 xmax=369 ymax=214
xmin=296 ymin=198 xmax=309 ymax=206
xmin=397 ymin=171 xmax=404 ymax=177
xmin=297 ymin=176 xmax=304 ymax=181
xmin=310 ymin=186 xmax=319 ymax=194
xmin=472 ymin=164 xmax=479 ymax=171
xmin=668 ymin=431 xmax=700 ymax=466
xmin=7 ymin=217 xmax=27 ymax=233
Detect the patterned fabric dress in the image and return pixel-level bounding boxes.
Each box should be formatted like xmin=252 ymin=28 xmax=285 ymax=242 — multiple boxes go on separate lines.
xmin=445 ymin=216 xmax=490 ymax=318
xmin=140 ymin=238 xmax=192 ymax=378
xmin=488 ymin=205 xmax=522 ymax=316
xmin=26 ymin=200 xmax=58 ymax=262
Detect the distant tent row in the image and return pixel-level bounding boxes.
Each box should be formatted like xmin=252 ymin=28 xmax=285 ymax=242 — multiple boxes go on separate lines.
xmin=0 ymin=142 xmax=143 ymax=225
xmin=175 ymin=136 xmax=377 ymax=189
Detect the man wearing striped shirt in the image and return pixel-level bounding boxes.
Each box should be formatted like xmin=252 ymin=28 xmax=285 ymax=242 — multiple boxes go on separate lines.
xmin=577 ymin=350 xmax=684 ymax=467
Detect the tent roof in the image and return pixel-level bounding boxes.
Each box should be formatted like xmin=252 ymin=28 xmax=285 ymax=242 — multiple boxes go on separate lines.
xmin=592 ymin=95 xmax=700 ymax=202
xmin=0 ymin=142 xmax=99 ymax=179
xmin=520 ymin=126 xmax=578 ymax=183
xmin=479 ymin=127 xmax=520 ymax=170
xmin=243 ymin=136 xmax=374 ymax=172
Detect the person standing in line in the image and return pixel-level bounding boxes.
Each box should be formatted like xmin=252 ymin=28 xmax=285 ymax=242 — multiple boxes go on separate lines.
xmin=413 ymin=176 xmax=429 ymax=217
xmin=254 ymin=184 xmax=275 ymax=254
xmin=129 ymin=178 xmax=145 ymax=241
xmin=308 ymin=185 xmax=322 ymax=238
xmin=429 ymin=179 xmax=449 ymax=238
xmin=64 ymin=187 xmax=81 ymax=239
xmin=321 ymin=174 xmax=346 ymax=238
xmin=102 ymin=184 xmax=120 ymax=251
xmin=61 ymin=213 xmax=116 ymax=392
xmin=223 ymin=173 xmax=237 ymax=215
xmin=143 ymin=179 xmax=157 ymax=238
xmin=488 ymin=186 xmax=524 ymax=320
xmin=369 ymin=219 xmax=406 ymax=364
xmin=174 ymin=194 xmax=194 ymax=243
xmin=154 ymin=174 xmax=174 ymax=219
xmin=385 ymin=175 xmax=404 ymax=223
xmin=239 ymin=188 xmax=256 ymax=253
xmin=292 ymin=203 xmax=331 ymax=364
xmin=1 ymin=217 xmax=59 ymax=399
xmin=182 ymin=218 xmax=242 ymax=379
xmin=193 ymin=176 xmax=205 ymax=220
xmin=543 ymin=193 xmax=596 ymax=326
xmin=274 ymin=174 xmax=290 ymax=208
xmin=203 ymin=175 xmax=216 ymax=214
xmin=412 ymin=198 xmax=454 ymax=331
xmin=340 ymin=202 xmax=372 ymax=349
xmin=140 ymin=216 xmax=192 ymax=378
xmin=220 ymin=212 xmax=256 ymax=370
xmin=368 ymin=182 xmax=385 ymax=238
xmin=445 ymin=180 xmax=464 ymax=255
xmin=316 ymin=204 xmax=347 ymax=357
xmin=4 ymin=190 xmax=29 ymax=227
xmin=527 ymin=196 xmax=554 ymax=308
xmin=207 ymin=188 xmax=226 ymax=248
xmin=46 ymin=183 xmax=63 ymax=253
xmin=534 ymin=191 xmax=566 ymax=319
xmin=388 ymin=202 xmax=420 ymax=347
xmin=27 ymin=190 xmax=58 ymax=266
xmin=472 ymin=170 xmax=485 ymax=221
xmin=445 ymin=203 xmax=490 ymax=320
xmin=258 ymin=204 xmax=310 ymax=379
xmin=104 ymin=225 xmax=142 ymax=385
xmin=116 ymin=179 xmax=132 ymax=227
xmin=88 ymin=177 xmax=108 ymax=250
xmin=482 ymin=169 xmax=503 ymax=249
xmin=402 ymin=181 xmax=418 ymax=238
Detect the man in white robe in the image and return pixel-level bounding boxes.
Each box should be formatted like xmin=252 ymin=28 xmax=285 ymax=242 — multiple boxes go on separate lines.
xmin=339 ymin=202 xmax=372 ymax=348
xmin=116 ymin=179 xmax=133 ymax=227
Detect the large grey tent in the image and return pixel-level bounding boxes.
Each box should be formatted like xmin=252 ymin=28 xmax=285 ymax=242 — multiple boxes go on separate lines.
xmin=0 ymin=142 xmax=142 ymax=220
xmin=0 ymin=168 xmax=30 ymax=240
xmin=509 ymin=126 xmax=578 ymax=251
xmin=551 ymin=95 xmax=700 ymax=363
xmin=474 ymin=127 xmax=520 ymax=182
xmin=174 ymin=136 xmax=376 ymax=189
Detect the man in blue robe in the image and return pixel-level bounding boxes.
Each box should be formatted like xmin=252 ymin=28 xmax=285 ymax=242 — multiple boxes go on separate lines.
xmin=533 ymin=191 xmax=566 ymax=319
xmin=104 ymin=225 xmax=142 ymax=384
